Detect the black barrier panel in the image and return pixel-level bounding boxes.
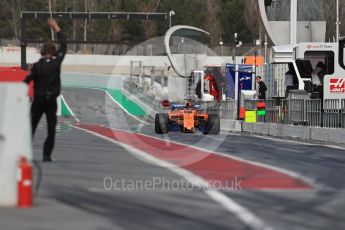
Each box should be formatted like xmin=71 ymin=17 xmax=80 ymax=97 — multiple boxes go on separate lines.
xmin=148 ymin=14 xmax=168 ymax=20
xmin=342 ymin=100 xmax=345 ymax=128
xmin=89 ymin=13 xmax=109 ymax=19
xmin=22 ymin=12 xmax=168 ymax=21
xmin=20 ymin=11 xmax=168 ymax=69
xmin=110 ymin=13 xmax=128 ymax=20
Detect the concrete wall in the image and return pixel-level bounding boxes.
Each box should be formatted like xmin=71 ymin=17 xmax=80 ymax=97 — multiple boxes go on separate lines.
xmin=0 ymin=83 xmax=32 ymax=207
xmin=0 ymin=48 xmax=166 ymax=66
xmin=61 ymin=72 xmax=123 ymax=89
xmin=0 ymin=48 xmax=234 ymax=75
xmin=220 ymin=119 xmax=242 ymax=132
xmin=242 ymin=122 xmax=345 ymax=144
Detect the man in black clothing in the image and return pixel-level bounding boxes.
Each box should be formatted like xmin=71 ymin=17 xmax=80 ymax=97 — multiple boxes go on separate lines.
xmin=23 ymin=19 xmax=67 ymax=162
xmin=256 ymin=76 xmax=267 ymax=100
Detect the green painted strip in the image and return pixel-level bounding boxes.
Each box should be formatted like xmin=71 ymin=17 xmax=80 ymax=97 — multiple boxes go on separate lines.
xmin=106 ymin=88 xmax=147 ymax=116
xmin=63 ymin=85 xmax=147 ymax=117
xmin=61 ymin=97 xmax=73 ymax=117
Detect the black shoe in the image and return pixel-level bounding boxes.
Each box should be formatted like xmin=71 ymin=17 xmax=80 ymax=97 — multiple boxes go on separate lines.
xmin=43 ymin=156 xmax=53 ymax=162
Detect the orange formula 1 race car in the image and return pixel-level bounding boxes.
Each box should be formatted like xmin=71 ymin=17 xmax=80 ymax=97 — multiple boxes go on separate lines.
xmin=155 ymin=102 xmax=220 ymax=135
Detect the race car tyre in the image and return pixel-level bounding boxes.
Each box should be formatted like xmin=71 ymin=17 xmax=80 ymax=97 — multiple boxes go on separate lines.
xmin=203 ymin=114 xmax=220 ymax=135
xmin=155 ymin=113 xmax=169 ymax=134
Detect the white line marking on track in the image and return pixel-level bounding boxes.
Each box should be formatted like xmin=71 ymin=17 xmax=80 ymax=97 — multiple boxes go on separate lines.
xmin=220 ymin=131 xmax=241 ymax=136
xmin=61 ymin=95 xmax=80 ymax=122
xmin=323 ymin=145 xmax=345 ymax=150
xmin=249 ymin=134 xmax=345 ymax=151
xmin=71 ymin=124 xmax=274 ymax=230
xmin=220 ymin=130 xmax=345 ymax=151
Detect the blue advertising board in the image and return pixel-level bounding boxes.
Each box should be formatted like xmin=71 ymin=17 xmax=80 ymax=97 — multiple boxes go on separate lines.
xmin=224 ymin=64 xmax=254 ymax=99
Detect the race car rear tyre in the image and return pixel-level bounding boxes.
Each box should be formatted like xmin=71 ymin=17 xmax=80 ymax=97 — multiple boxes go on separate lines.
xmin=155 ymin=113 xmax=169 ymax=134
xmin=203 ymin=114 xmax=220 ymax=135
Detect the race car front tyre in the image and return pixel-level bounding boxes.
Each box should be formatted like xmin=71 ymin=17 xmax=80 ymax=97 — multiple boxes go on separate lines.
xmin=155 ymin=113 xmax=169 ymax=134
xmin=203 ymin=114 xmax=220 ymax=135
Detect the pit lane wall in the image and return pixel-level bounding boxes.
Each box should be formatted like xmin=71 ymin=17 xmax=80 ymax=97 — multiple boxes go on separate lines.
xmin=242 ymin=122 xmax=345 ymax=144
xmin=0 ymin=83 xmax=32 ymax=207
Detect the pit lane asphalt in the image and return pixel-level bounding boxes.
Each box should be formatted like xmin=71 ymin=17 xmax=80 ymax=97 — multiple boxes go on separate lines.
xmin=62 ymin=88 xmax=345 ymax=230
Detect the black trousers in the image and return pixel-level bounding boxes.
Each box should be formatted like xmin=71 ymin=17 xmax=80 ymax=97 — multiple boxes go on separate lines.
xmin=258 ymin=94 xmax=266 ymax=100
xmin=31 ymin=96 xmax=58 ymax=158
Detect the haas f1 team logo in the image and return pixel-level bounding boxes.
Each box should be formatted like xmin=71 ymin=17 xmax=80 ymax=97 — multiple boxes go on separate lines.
xmin=330 ymin=78 xmax=345 ymax=93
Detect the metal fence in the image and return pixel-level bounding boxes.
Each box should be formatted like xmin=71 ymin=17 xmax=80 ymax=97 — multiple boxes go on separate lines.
xmin=204 ymin=101 xmax=220 ymax=115
xmin=342 ymin=100 xmax=345 ymax=128
xmin=240 ymin=99 xmax=345 ymax=128
xmin=244 ymin=100 xmax=260 ymax=111
xmin=306 ymin=100 xmax=322 ymax=127
xmin=203 ymin=100 xmax=238 ymax=120
xmin=265 ymin=100 xmax=280 ymax=123
xmin=323 ymin=99 xmax=340 ymax=128
xmin=220 ymin=100 xmax=237 ymax=120
xmin=288 ymin=99 xmax=305 ymax=125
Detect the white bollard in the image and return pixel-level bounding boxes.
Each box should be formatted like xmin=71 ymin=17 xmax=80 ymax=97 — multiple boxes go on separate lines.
xmin=0 ymin=83 xmax=32 ymax=207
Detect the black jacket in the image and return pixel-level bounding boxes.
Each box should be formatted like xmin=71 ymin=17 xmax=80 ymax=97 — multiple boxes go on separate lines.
xmin=24 ymin=32 xmax=67 ymax=98
xmin=258 ymin=81 xmax=267 ymax=99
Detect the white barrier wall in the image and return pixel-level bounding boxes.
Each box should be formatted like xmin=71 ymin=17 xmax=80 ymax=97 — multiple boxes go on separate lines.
xmin=0 ymin=83 xmax=32 ymax=207
xmin=0 ymin=48 xmax=234 ymax=68
xmin=0 ymin=48 xmax=171 ymax=67
xmin=61 ymin=72 xmax=123 ymax=89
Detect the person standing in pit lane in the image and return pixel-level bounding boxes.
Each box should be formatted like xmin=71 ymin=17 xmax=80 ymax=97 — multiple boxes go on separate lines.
xmin=23 ymin=18 xmax=67 ymax=162
xmin=256 ymin=76 xmax=267 ymax=100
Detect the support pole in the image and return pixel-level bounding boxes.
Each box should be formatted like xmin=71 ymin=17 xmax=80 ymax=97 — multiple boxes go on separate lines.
xmin=264 ymin=34 xmax=268 ymax=65
xmin=336 ymin=0 xmax=340 ymax=42
xmin=20 ymin=17 xmax=27 ymax=70
xmin=235 ymin=64 xmax=239 ymax=101
xmin=290 ymin=0 xmax=297 ymax=45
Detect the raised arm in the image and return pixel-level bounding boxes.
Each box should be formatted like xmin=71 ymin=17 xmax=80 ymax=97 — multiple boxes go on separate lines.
xmin=48 ymin=18 xmax=67 ymax=60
